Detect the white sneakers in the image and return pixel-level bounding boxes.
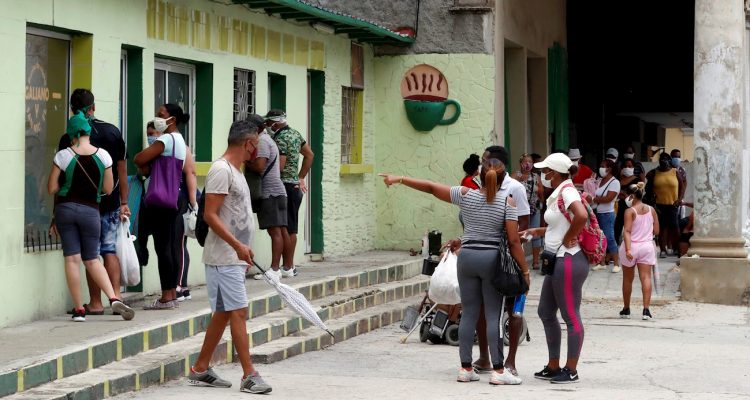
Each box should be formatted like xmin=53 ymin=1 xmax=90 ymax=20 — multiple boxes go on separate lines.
xmin=490 ymin=369 xmax=523 ymax=385
xmin=612 ymin=265 xmax=621 ymax=273
xmin=458 ymin=368 xmax=522 ymax=385
xmin=254 ymin=269 xmax=282 ymax=281
xmin=281 ymin=267 xmax=298 ymax=278
xmin=457 ymin=368 xmax=480 ymax=382
xmin=253 ymin=267 xmax=298 ymax=280
xmin=590 ymin=264 xmax=606 ymax=271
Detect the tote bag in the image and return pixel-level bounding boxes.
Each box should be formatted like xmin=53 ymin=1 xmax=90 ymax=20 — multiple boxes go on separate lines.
xmin=144 ymin=133 xmax=182 ymax=210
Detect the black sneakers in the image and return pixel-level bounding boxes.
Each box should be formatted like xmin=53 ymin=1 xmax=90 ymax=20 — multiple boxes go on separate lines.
xmin=642 ymin=308 xmax=653 ymax=320
xmin=533 ymin=365 xmax=561 ymax=380
xmin=619 ymin=307 xmax=631 ymax=319
xmin=550 ymin=367 xmax=579 ymax=384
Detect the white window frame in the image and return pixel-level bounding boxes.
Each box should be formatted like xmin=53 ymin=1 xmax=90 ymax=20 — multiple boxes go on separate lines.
xmin=120 ymin=49 xmax=128 ymax=142
xmin=154 ymin=59 xmax=196 ymax=151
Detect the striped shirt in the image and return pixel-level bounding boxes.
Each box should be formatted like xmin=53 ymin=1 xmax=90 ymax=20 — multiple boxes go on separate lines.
xmin=450 ymin=186 xmax=517 ymax=250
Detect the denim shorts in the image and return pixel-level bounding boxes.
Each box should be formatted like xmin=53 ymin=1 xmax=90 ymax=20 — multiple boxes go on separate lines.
xmin=55 ymin=202 xmax=101 ymax=261
xmin=100 ymin=209 xmax=121 ymax=255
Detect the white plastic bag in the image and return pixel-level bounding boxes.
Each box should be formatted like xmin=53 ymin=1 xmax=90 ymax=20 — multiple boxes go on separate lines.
xmin=428 ymin=251 xmax=461 ymax=305
xmin=183 ymin=206 xmax=198 ymax=239
xmin=116 ymin=217 xmax=141 ymax=286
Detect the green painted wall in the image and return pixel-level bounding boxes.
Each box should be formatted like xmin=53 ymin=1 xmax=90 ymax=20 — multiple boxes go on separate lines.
xmin=373 ymin=54 xmax=496 ymax=250
xmin=0 ymin=0 xmax=375 ymax=327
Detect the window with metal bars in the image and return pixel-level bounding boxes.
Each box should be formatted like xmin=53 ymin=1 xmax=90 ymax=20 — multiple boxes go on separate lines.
xmin=341 ymin=87 xmax=363 ymax=165
xmin=233 ymin=68 xmax=256 ymax=121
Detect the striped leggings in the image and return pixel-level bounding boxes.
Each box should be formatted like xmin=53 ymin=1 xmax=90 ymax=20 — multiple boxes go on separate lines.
xmin=537 ymin=251 xmax=589 ymax=360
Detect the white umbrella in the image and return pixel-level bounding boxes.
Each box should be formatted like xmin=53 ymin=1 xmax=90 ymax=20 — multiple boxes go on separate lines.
xmin=253 ymin=261 xmax=334 ymax=337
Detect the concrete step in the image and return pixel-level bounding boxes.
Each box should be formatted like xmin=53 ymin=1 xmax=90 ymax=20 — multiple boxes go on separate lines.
xmin=2 ymin=279 xmax=427 ymax=399
xmin=0 ymin=258 xmax=423 ymax=398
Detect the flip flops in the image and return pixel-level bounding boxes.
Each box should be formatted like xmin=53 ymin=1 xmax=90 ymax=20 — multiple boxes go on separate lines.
xmin=472 ymin=362 xmax=493 ymax=374
xmin=66 ymin=304 xmax=104 ymax=315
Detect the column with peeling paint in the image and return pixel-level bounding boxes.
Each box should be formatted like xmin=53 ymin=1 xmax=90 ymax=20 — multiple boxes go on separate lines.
xmin=690 ymin=0 xmax=748 ymax=258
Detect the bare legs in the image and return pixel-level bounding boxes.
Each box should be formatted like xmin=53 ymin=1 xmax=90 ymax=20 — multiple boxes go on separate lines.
xmin=267 ymin=227 xmax=285 ymax=270
xmin=621 ymin=264 xmax=653 ymax=309
xmin=64 ymin=255 xmax=119 ymax=310
xmin=194 ymin=308 xmax=255 ymax=378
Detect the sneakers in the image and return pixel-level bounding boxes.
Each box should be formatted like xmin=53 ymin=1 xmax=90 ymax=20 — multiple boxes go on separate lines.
xmin=590 ymin=264 xmax=606 ymax=271
xmin=70 ymin=307 xmax=86 ymax=322
xmin=457 ymin=368 xmax=480 ymax=382
xmin=240 ymin=371 xmax=272 ymax=394
xmin=110 ymin=300 xmax=135 ymax=321
xmin=619 ymin=307 xmax=631 ymax=319
xmin=254 ymin=269 xmax=282 ymax=281
xmin=550 ymin=367 xmax=579 ymax=384
xmin=642 ymin=308 xmax=653 ymax=320
xmin=612 ymin=265 xmax=621 ymax=273
xmin=176 ymin=289 xmax=192 ymax=302
xmin=490 ymin=369 xmax=522 ymax=385
xmin=187 ymin=367 xmax=232 ymax=388
xmin=659 ymin=250 xmax=667 ymax=259
xmin=533 ymin=365 xmax=561 ymax=380
xmin=143 ymin=299 xmax=177 ymax=310
xmin=281 ymin=267 xmax=298 ymax=278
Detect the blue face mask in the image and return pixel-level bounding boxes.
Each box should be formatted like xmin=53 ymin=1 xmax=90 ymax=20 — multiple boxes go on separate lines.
xmin=671 ymin=157 xmax=681 ymax=167
xmin=147 ymin=136 xmax=158 ymax=146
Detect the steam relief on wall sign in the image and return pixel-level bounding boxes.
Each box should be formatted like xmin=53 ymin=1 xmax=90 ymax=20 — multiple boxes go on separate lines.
xmin=401 ymin=64 xmax=461 ymax=132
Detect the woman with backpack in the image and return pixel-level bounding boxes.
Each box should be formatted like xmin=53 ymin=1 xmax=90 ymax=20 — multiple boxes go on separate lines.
xmin=134 ymin=104 xmax=197 ymax=309
xmin=48 ymin=112 xmax=135 ymax=322
xmin=379 ymin=158 xmax=529 ymax=386
xmin=520 ymin=153 xmax=590 ymax=384
xmin=589 ymin=159 xmax=621 ymax=273
xmin=619 ymin=182 xmax=659 ymax=320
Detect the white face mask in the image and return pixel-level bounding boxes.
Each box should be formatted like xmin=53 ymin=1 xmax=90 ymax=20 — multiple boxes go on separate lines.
xmin=599 ymin=167 xmax=609 ymax=177
xmin=622 ymin=167 xmax=635 ymax=177
xmin=625 ymin=196 xmax=634 ymax=208
xmin=541 ymin=172 xmax=553 ymax=188
xmin=572 ymin=160 xmax=580 ymax=167
xmin=153 ymin=117 xmax=171 ymax=133
xmin=624 ymin=153 xmax=635 ymax=160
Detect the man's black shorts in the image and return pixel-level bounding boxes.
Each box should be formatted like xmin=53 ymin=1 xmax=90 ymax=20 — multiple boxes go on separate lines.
xmin=284 ymin=182 xmax=303 ymax=234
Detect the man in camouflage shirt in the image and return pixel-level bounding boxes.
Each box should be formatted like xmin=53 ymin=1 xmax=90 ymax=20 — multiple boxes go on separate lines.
xmin=265 ymin=110 xmax=314 ymax=276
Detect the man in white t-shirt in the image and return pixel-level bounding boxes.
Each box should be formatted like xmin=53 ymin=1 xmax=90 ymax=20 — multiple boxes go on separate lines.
xmin=187 ymin=120 xmax=272 ymax=394
xmin=477 ymin=145 xmax=530 ymax=375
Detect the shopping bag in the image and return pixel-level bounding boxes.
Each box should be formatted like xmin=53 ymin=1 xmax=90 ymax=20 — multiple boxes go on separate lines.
xmin=117 ymin=217 xmax=141 ymax=286
xmin=182 ymin=205 xmax=198 ymax=239
xmin=428 ymin=251 xmax=461 ymax=305
xmin=652 ymin=242 xmax=662 ymax=296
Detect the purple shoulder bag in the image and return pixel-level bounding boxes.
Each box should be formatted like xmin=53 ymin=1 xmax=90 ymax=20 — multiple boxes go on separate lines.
xmin=144 ymin=133 xmax=183 ymax=210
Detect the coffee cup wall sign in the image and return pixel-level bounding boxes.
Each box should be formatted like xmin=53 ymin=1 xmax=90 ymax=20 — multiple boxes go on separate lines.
xmin=401 ymin=64 xmax=461 ymax=132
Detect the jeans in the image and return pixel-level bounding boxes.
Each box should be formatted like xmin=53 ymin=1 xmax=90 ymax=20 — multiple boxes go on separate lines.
xmin=596 ymin=211 xmax=618 ymax=254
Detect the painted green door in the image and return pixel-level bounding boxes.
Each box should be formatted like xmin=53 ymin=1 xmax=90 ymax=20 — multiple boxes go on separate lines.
xmin=308 ymin=71 xmax=324 ymax=254
xmin=269 ymin=73 xmax=286 ymax=111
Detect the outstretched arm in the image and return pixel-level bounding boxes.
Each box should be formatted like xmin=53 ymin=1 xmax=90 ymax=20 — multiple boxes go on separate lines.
xmin=378 ymin=173 xmax=460 ymax=203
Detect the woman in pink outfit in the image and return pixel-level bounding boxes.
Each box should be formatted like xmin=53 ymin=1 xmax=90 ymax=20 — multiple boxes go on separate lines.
xmin=619 ymin=182 xmax=659 ymax=320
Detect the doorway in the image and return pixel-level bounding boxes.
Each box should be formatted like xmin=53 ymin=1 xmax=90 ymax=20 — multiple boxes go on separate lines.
xmin=307 ymin=71 xmax=324 ymax=254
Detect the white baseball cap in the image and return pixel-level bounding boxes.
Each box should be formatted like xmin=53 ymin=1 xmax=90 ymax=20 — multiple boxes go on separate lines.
xmin=534 ymin=153 xmax=573 ymax=174
xmin=606 ymin=148 xmax=619 ymax=160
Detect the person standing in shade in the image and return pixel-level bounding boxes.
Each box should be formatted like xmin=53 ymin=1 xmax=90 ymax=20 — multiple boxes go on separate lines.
xmin=568 ymin=149 xmax=593 ymax=191
xmin=246 ymin=113 xmax=288 ymax=281
xmin=520 ymin=153 xmax=589 ymax=384
xmin=514 ymin=153 xmax=544 ymax=270
xmin=134 ymin=104 xmax=198 ymax=309
xmin=589 ymin=159 xmax=621 ymax=273
xmin=55 ymin=89 xmax=131 ymax=316
xmin=187 ymin=120 xmax=272 ymax=394
xmin=461 ymin=154 xmax=481 ymax=189
xmin=266 ymin=109 xmax=314 ymax=277
xmin=645 ymin=153 xmax=682 ymax=258
xmin=619 ymin=182 xmax=658 ymax=320
xmin=670 ymin=148 xmax=687 ymax=209
xmin=622 ymin=147 xmax=646 ymax=182
xmin=49 ymin=110 xmax=135 ymax=322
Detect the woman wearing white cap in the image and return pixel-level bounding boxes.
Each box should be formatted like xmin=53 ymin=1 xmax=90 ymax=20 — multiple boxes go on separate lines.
xmin=520 ymin=153 xmax=589 ymax=384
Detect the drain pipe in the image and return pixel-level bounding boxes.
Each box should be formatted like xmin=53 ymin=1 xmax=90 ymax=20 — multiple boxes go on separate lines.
xmin=494 ymin=0 xmax=504 ymax=145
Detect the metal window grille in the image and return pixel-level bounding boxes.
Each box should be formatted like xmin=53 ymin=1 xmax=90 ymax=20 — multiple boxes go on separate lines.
xmin=341 ymin=87 xmax=357 ymax=164
xmin=25 ymin=229 xmax=62 ymax=253
xmin=233 ymin=68 xmax=256 ymax=121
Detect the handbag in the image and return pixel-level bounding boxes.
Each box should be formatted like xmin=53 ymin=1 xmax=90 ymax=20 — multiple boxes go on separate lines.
xmin=244 ymin=154 xmax=277 ymax=213
xmin=491 ymin=200 xmax=529 ymax=296
xmin=144 ymin=133 xmax=183 ymax=210
xmin=540 ymin=246 xmax=561 ymax=276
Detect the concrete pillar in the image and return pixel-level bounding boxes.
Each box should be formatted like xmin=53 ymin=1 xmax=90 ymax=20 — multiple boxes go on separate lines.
xmin=528 ymin=57 xmax=548 ymax=155
xmin=494 ymin=0 xmax=504 ymax=145
xmin=506 ymin=47 xmax=527 ymax=162
xmin=682 ymin=0 xmax=750 ymax=305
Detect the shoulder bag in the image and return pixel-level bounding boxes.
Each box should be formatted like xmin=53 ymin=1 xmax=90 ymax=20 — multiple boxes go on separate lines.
xmin=144 ymin=133 xmax=182 ymax=210
xmin=244 ymin=154 xmax=277 ymax=213
xmin=491 ymin=198 xmax=529 ymax=296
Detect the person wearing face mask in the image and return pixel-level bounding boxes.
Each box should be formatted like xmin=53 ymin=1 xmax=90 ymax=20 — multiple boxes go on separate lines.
xmin=55 ymin=89 xmax=131 ymax=317
xmin=589 ymin=159 xmax=621 ymax=272
xmin=134 ymin=104 xmax=198 ymax=309
xmin=645 ymin=153 xmax=681 ymax=258
xmin=618 ymin=182 xmax=658 ymax=320
xmin=519 ymin=153 xmax=589 ymax=384
xmin=514 ymin=154 xmax=545 ymax=270
xmin=670 ymin=148 xmax=687 ymax=204
xmin=622 ymin=147 xmax=646 ymax=182
xmin=567 ymin=149 xmax=593 ymax=191
xmin=379 ymin=159 xmax=529 ymax=385
xmin=614 ymin=159 xmax=641 ymax=244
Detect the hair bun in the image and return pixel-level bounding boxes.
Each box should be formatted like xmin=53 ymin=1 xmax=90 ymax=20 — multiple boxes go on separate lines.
xmin=636 ymin=182 xmax=646 ymax=190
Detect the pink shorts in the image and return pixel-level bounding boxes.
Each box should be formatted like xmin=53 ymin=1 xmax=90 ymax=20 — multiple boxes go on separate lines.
xmin=619 ymin=241 xmax=657 ymax=267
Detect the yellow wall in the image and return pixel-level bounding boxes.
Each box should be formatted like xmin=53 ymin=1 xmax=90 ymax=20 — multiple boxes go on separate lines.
xmin=665 ymin=128 xmax=694 ymax=161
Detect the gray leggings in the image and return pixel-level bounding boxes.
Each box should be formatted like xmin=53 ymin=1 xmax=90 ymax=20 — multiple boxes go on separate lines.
xmin=457 ymin=248 xmax=504 ymax=369
xmin=537 ymin=251 xmax=589 ymax=360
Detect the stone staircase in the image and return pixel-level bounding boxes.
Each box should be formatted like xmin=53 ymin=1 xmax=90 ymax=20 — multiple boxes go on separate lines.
xmin=1 ymin=257 xmax=427 ymax=399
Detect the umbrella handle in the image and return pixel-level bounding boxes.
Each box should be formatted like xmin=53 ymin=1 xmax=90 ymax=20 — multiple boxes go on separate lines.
xmin=252 ymin=260 xmax=267 ymax=274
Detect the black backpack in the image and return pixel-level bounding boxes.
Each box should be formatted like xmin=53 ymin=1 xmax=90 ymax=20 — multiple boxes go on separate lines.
xmin=195 ymin=188 xmax=209 ymax=246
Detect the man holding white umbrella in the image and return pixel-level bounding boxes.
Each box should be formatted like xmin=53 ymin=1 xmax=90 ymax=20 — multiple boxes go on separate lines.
xmin=186 ymin=120 xmax=272 ymax=394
